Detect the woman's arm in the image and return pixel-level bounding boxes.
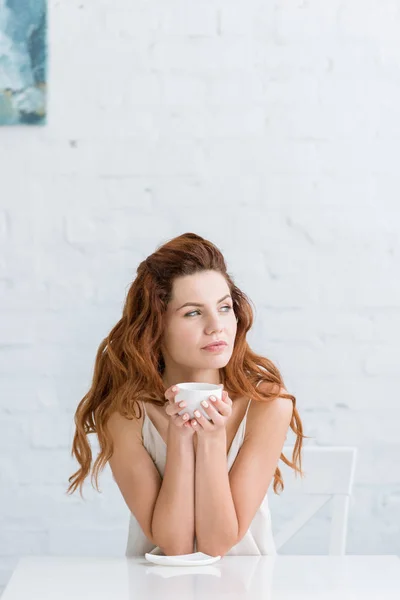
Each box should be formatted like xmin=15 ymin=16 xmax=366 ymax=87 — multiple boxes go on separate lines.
xmin=151 ymin=424 xmax=196 ymax=555
xmin=194 ymin=391 xmax=293 ymax=557
xmin=194 ymin=430 xmax=239 ymax=557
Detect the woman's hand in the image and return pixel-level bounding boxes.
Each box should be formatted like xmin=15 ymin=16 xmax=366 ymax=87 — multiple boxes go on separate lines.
xmin=164 ymin=385 xmax=196 ymax=438
xmin=188 ymin=389 xmax=233 ymax=437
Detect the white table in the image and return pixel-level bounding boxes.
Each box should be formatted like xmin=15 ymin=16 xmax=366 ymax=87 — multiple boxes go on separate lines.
xmin=2 ymin=555 xmax=399 ymax=599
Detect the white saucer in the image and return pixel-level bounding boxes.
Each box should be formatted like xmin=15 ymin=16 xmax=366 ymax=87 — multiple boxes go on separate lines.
xmin=144 ymin=551 xmax=221 ymax=567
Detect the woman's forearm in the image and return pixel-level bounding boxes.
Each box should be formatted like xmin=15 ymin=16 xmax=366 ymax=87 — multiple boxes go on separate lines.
xmin=195 ymin=431 xmax=239 ymax=556
xmin=151 ymin=427 xmax=195 ymax=555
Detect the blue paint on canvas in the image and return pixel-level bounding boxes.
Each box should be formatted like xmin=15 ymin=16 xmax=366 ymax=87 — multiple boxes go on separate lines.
xmin=0 ymin=0 xmax=47 ymax=125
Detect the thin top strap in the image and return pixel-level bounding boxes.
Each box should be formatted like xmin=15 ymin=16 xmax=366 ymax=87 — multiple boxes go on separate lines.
xmin=244 ymin=396 xmax=252 ymax=419
xmin=244 ymin=378 xmax=263 ymax=417
xmin=141 ymin=400 xmax=147 ymax=414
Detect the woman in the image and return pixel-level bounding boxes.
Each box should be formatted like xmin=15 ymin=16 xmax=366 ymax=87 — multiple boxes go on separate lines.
xmin=67 ymin=232 xmax=307 ymax=557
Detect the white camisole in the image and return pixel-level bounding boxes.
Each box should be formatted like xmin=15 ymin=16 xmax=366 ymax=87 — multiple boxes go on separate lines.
xmin=125 ymin=382 xmax=277 ymax=556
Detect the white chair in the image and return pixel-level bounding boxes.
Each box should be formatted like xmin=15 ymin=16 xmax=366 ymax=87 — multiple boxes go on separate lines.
xmin=274 ymin=446 xmax=358 ymax=555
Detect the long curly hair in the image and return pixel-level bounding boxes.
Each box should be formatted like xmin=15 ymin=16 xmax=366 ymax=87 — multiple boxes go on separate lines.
xmin=66 ymin=232 xmax=309 ymax=499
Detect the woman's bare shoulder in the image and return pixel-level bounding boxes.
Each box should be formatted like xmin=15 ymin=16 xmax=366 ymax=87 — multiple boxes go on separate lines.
xmin=107 ymin=403 xmax=144 ymax=444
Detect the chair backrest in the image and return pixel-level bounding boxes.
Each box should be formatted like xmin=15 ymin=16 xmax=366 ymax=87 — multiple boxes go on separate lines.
xmin=274 ymin=445 xmax=358 ymax=555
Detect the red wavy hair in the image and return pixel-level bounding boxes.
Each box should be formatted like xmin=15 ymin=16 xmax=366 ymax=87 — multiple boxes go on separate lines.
xmin=67 ymin=232 xmax=309 ymax=498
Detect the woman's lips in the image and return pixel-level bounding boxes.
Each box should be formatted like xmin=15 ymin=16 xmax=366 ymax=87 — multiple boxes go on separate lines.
xmin=202 ymin=343 xmax=227 ymax=352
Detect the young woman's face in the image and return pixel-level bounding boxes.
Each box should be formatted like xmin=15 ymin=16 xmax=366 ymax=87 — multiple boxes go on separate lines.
xmin=161 ymin=270 xmax=238 ymax=375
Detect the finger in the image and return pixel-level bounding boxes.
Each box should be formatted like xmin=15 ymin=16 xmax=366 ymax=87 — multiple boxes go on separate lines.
xmin=220 ymin=392 xmax=233 ymax=411
xmin=219 ymin=394 xmax=233 ymax=414
xmin=207 ymin=395 xmax=231 ymax=417
xmin=164 ymin=385 xmax=179 ymax=403
xmin=192 ymin=410 xmax=213 ymax=430
xmin=165 ymin=399 xmax=188 ymax=417
xmin=217 ymin=390 xmax=230 ymax=404
xmin=222 ymin=391 xmax=232 ymax=405
xmin=216 ymin=400 xmax=231 ymax=417
xmin=175 ymin=412 xmax=191 ymax=427
xmin=196 ymin=402 xmax=223 ymax=426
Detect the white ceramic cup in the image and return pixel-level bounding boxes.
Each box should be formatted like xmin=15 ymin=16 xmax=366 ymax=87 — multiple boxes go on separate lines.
xmin=175 ymin=382 xmax=223 ymax=421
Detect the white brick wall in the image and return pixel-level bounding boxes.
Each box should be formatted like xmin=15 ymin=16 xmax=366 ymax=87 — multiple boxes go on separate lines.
xmin=1 ymin=0 xmax=400 ymax=594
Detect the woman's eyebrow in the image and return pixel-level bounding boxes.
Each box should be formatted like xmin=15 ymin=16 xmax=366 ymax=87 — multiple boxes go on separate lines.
xmin=176 ymin=294 xmax=232 ymax=311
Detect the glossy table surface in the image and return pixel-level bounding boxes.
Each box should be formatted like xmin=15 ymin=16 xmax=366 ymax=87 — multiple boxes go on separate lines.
xmin=2 ymin=555 xmax=400 ymax=599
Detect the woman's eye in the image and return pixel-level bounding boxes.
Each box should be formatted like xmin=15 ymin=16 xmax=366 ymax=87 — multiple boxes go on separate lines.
xmin=184 ymin=305 xmax=232 ymax=317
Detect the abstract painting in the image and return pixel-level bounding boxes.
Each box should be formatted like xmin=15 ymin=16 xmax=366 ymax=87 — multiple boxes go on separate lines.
xmin=0 ymin=0 xmax=47 ymax=125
